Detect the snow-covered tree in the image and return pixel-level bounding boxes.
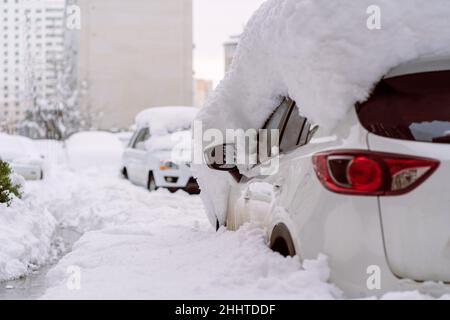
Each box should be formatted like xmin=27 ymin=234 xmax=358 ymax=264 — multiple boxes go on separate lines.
xmin=17 ymin=1 xmax=86 ymax=140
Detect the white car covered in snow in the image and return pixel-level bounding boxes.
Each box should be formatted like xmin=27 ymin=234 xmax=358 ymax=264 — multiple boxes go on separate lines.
xmin=0 ymin=133 xmax=45 ymax=180
xmin=122 ymin=107 xmax=200 ymax=194
xmin=203 ymin=56 xmax=450 ymax=297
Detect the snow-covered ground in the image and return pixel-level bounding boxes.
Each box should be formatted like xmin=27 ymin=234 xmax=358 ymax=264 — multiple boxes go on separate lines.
xmin=1 ymin=132 xmax=447 ymax=300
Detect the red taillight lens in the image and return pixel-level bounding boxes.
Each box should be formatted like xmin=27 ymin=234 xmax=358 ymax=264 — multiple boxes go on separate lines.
xmin=313 ymin=150 xmax=439 ymax=196
xmin=347 ymin=157 xmax=383 ymax=192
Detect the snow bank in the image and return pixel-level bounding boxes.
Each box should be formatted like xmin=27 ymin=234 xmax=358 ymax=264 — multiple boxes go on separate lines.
xmin=42 ymin=192 xmax=341 ymax=299
xmin=194 ymin=0 xmax=450 ymax=225
xmin=0 ymin=196 xmax=57 ymax=281
xmin=66 ymin=131 xmax=123 ymax=173
xmin=135 ymin=106 xmax=198 ymax=136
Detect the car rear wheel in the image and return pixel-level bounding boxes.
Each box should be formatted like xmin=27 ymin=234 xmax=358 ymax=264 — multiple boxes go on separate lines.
xmin=148 ymin=172 xmax=158 ymax=192
xmin=270 ymin=224 xmax=296 ymax=257
xmin=40 ymin=170 xmax=44 ymax=180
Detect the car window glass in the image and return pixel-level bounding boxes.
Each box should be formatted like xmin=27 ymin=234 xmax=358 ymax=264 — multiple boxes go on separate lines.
xmin=280 ymin=106 xmax=307 ymax=152
xmin=262 ymin=99 xmax=291 ymax=158
xmin=132 ymin=128 xmax=150 ymax=150
xmin=264 ymin=99 xmax=291 ymax=131
xmin=357 ymin=71 xmax=450 ymax=143
xmin=128 ymin=130 xmax=139 ymax=148
xmin=298 ymin=121 xmax=311 ymax=146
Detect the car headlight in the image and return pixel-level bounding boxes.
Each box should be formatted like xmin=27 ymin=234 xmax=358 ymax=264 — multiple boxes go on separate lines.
xmin=160 ymin=161 xmax=179 ymax=171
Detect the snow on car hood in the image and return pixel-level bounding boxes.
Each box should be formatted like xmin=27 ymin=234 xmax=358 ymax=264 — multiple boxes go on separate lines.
xmin=194 ymin=0 xmax=450 ymax=226
xmin=135 ymin=106 xmax=198 ymax=136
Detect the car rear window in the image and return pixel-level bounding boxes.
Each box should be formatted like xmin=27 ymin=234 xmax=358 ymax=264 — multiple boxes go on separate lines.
xmin=357 ymin=70 xmax=450 ymax=143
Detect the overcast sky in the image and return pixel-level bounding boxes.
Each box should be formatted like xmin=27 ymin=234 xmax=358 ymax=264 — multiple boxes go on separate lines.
xmin=193 ymin=0 xmax=266 ymax=85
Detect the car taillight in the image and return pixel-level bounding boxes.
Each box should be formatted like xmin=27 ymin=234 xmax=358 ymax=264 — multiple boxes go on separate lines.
xmin=312 ymin=150 xmax=439 ymax=196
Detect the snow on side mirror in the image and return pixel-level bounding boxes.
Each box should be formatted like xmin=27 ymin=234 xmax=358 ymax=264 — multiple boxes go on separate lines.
xmin=204 ymin=144 xmax=237 ymax=171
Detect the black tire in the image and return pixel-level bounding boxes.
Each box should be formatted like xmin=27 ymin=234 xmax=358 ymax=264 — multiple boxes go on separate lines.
xmin=168 ymin=187 xmax=179 ymax=193
xmin=148 ymin=172 xmax=158 ymax=192
xmin=40 ymin=170 xmax=44 ymax=180
xmin=183 ymin=177 xmax=201 ymax=195
xmin=216 ymin=219 xmax=220 ymax=232
xmin=122 ymin=167 xmax=128 ymax=179
xmin=270 ymin=224 xmax=296 ymax=257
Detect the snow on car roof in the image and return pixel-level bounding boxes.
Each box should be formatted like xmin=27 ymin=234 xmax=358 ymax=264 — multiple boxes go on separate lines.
xmin=135 ymin=106 xmax=198 ymax=136
xmin=197 ymin=0 xmax=450 ymax=132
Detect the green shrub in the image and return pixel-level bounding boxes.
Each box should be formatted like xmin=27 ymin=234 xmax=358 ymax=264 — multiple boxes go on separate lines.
xmin=0 ymin=160 xmax=22 ymax=205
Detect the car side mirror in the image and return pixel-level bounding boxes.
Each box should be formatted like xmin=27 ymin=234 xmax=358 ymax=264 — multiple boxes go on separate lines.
xmin=204 ymin=144 xmax=237 ymax=171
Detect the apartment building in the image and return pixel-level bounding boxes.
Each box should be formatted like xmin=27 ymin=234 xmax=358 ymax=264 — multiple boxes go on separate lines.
xmin=77 ymin=0 xmax=193 ymax=130
xmin=0 ymin=0 xmax=66 ymax=132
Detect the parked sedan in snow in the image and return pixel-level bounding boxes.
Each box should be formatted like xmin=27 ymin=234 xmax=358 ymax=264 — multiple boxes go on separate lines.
xmin=0 ymin=134 xmax=45 ymax=180
xmin=204 ymin=56 xmax=450 ymax=297
xmin=122 ymin=107 xmax=200 ymax=194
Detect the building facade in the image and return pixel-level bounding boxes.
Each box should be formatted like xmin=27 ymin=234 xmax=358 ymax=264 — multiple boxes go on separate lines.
xmin=0 ymin=0 xmax=66 ymax=133
xmin=78 ymin=0 xmax=193 ymax=130
xmin=194 ymin=78 xmax=213 ymax=108
xmin=224 ymin=35 xmax=239 ymax=74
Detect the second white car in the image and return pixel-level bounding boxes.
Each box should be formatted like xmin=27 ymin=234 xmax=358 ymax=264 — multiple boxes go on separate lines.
xmin=122 ymin=106 xmax=200 ymax=194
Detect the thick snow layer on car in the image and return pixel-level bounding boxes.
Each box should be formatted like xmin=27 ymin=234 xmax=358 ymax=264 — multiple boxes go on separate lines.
xmin=66 ymin=131 xmax=123 ymax=172
xmin=194 ymin=0 xmax=450 ymax=226
xmin=135 ymin=106 xmax=198 ymax=136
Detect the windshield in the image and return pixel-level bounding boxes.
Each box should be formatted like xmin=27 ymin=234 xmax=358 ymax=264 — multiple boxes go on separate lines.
xmin=357 ymin=70 xmax=450 ymax=143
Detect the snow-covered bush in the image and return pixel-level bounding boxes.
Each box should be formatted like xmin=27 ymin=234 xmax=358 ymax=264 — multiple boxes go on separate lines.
xmin=0 ymin=160 xmax=22 ymax=205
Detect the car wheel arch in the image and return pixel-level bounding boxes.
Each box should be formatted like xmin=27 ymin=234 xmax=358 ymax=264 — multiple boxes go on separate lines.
xmin=269 ymin=223 xmax=297 ymax=258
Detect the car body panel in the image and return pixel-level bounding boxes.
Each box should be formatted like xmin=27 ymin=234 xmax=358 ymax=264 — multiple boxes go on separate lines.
xmin=226 ymin=105 xmax=450 ymax=297
xmin=368 ymin=133 xmax=450 ymax=282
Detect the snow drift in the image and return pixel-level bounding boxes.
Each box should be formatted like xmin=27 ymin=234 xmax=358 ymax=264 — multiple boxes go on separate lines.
xmin=66 ymin=131 xmax=123 ymax=172
xmin=0 ymin=195 xmax=57 ymax=281
xmin=194 ymin=0 xmax=450 ymax=226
